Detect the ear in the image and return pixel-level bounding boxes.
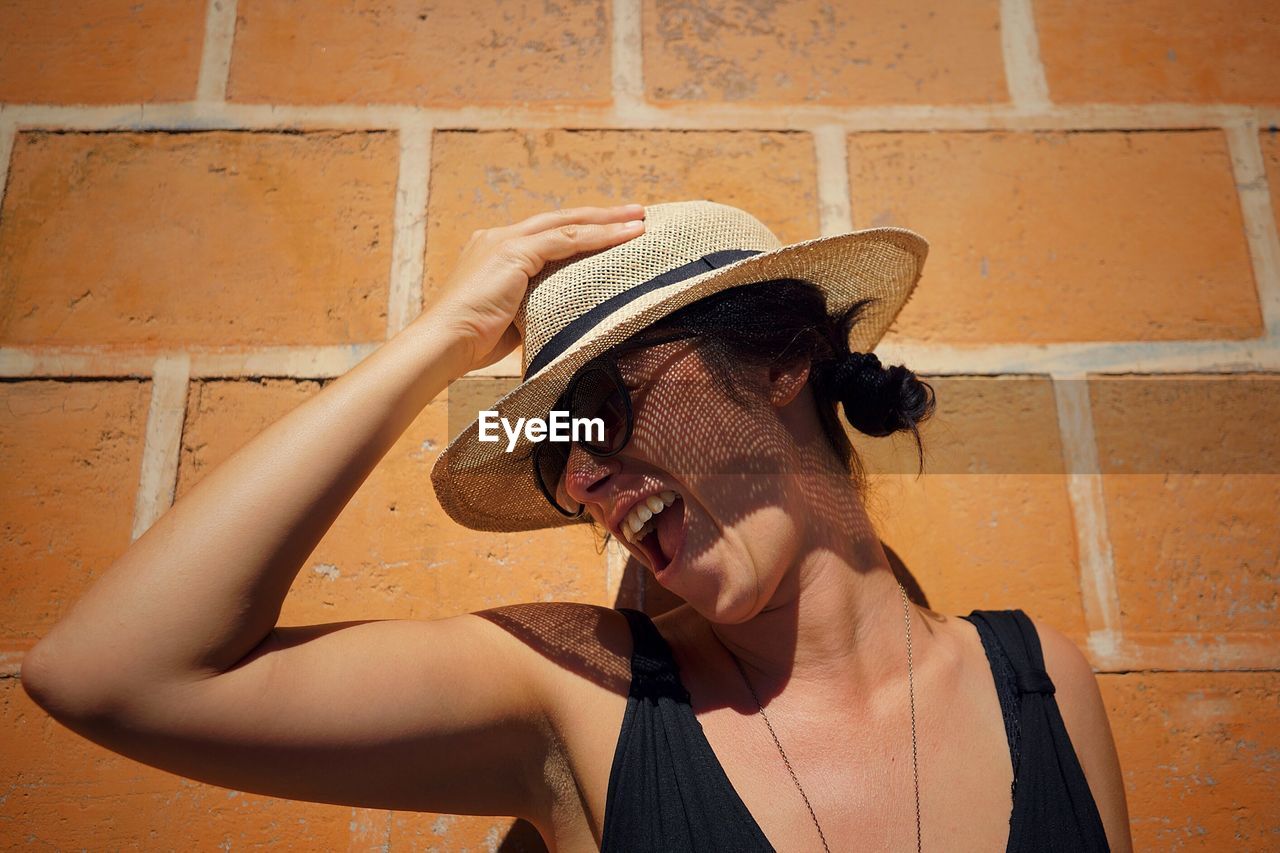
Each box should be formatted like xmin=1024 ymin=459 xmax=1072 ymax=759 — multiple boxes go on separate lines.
xmin=767 ymin=356 xmax=811 ymax=408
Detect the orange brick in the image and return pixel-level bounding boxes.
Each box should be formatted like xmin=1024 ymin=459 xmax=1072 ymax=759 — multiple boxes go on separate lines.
xmin=1036 ymin=0 xmax=1280 ymax=105
xmin=0 ymin=1 xmax=204 ymax=105
xmin=424 ymin=129 xmax=819 ymax=312
xmin=176 ymin=379 xmax=611 ymax=625
xmin=643 ymin=0 xmax=1006 ymax=105
xmin=861 ymin=377 xmax=1089 ymax=640
xmin=0 ymin=381 xmax=150 ymax=644
xmin=228 ymin=0 xmax=612 ymax=106
xmin=1090 ymin=374 xmax=1280 ymax=636
xmin=392 ymin=811 xmax=542 ymax=850
xmin=1099 ymin=671 xmax=1280 ymax=849
xmin=850 ymin=130 xmax=1263 ymax=344
xmin=871 ymin=471 xmax=1085 ymax=634
xmin=0 ymin=131 xmax=396 ymax=349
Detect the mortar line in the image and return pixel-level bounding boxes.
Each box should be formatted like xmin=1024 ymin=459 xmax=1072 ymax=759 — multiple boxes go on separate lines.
xmin=814 ymin=126 xmax=853 ymax=236
xmin=1051 ymin=372 xmax=1123 ymax=663
xmin=387 ymin=120 xmax=432 ymax=337
xmin=0 ymin=344 xmax=378 ymax=379
xmin=1101 ymin=633 xmax=1280 ymax=672
xmin=472 ymin=351 xmax=524 ymax=377
xmin=196 ymin=0 xmax=239 ymax=104
xmin=611 ymin=0 xmax=645 ymax=115
xmin=131 ymin=355 xmax=191 ymax=543
xmin=1 ymin=101 xmax=1264 ymax=134
xmin=2 ymin=338 xmax=1276 ymax=380
xmin=0 ymin=113 xmax=14 ymax=215
xmin=1225 ymin=119 xmax=1280 ymax=338
xmin=606 ymin=537 xmax=625 ymax=606
xmin=872 ymin=338 xmax=1280 ymax=375
xmin=1000 ymin=0 xmax=1052 ymax=112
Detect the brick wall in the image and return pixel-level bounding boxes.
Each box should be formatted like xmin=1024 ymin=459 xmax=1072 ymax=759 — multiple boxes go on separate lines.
xmin=1 ymin=1 xmax=1277 ymax=849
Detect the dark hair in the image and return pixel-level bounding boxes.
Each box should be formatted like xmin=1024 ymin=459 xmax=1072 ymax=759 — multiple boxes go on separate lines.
xmin=628 ymin=277 xmax=936 ymax=496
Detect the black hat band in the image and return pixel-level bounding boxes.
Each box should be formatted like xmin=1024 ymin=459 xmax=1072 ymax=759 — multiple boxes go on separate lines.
xmin=523 ymin=248 xmax=762 ymax=380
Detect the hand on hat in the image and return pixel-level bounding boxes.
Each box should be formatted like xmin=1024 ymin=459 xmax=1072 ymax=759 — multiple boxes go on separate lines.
xmin=429 ymin=204 xmax=648 ymax=375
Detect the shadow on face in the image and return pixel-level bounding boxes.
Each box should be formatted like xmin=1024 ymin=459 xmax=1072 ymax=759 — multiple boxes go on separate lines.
xmin=551 ymin=334 xmax=908 ymax=626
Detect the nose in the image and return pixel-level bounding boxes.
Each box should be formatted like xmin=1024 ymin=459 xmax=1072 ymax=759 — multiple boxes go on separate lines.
xmin=561 ymin=442 xmax=619 ymax=510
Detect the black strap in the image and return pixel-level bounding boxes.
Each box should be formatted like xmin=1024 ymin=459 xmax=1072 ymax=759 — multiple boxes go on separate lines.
xmin=1016 ymin=668 xmax=1057 ymax=695
xmin=524 ymin=249 xmax=762 ymax=379
xmin=970 ymin=610 xmax=1111 ymax=851
xmin=617 ymin=608 xmax=691 ymax=703
xmin=972 ymin=609 xmax=1056 ymax=695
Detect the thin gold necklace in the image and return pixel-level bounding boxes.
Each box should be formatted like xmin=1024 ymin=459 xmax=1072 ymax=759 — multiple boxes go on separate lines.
xmin=727 ymin=580 xmax=921 ymax=852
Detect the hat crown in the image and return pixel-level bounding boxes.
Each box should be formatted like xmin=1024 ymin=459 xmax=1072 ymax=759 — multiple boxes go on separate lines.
xmin=515 ymin=200 xmax=783 ymax=375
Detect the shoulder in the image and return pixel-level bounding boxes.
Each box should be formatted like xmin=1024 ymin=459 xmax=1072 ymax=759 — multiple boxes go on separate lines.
xmin=470 ymin=601 xmax=636 ymax=702
xmin=1024 ymin=615 xmax=1111 ymax=762
xmin=1022 ymin=614 xmax=1097 ymax=710
xmin=1020 ymin=614 xmax=1107 ymax=758
xmin=1024 ymin=613 xmax=1133 ymax=852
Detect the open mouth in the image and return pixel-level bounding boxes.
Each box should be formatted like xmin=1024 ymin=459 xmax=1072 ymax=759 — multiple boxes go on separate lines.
xmin=628 ymin=493 xmax=684 ymax=574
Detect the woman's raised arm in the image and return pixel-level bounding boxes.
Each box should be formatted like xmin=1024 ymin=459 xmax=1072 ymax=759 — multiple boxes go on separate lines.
xmin=19 ymin=204 xmax=646 ymax=818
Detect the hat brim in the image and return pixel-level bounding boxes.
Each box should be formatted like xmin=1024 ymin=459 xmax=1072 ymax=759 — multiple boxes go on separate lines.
xmin=430 ymin=226 xmax=928 ymax=532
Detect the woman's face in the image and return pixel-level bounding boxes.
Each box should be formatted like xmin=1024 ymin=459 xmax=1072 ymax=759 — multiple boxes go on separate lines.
xmin=558 ymin=334 xmax=811 ymax=622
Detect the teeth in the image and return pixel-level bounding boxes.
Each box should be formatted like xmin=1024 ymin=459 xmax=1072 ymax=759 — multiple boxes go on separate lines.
xmin=624 ymin=518 xmax=652 ymax=543
xmin=620 ymin=492 xmax=681 ymax=543
xmin=629 ymin=520 xmax=656 ymax=543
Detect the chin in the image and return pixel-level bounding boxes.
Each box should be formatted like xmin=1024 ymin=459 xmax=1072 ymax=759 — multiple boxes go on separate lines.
xmin=650 ymin=504 xmax=796 ymax=623
xmin=659 ymin=551 xmax=771 ymax=625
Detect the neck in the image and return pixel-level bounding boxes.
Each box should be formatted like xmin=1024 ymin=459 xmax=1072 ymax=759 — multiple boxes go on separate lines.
xmin=698 ymin=445 xmax=936 ymax=709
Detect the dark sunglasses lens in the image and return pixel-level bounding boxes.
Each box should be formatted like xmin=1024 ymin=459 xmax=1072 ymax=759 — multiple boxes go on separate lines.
xmin=571 ymin=367 xmax=630 ymax=453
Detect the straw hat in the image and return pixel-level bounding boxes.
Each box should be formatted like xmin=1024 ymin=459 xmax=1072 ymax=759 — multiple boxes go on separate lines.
xmin=430 ymin=199 xmax=928 ymax=532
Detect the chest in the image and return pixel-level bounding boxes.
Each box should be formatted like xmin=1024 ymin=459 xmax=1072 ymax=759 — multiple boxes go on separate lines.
xmin=541 ymin=640 xmax=1016 ymax=852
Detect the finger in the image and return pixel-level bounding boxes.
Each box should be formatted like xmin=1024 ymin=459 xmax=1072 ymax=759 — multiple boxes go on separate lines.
xmin=505 ymin=204 xmax=646 ymax=238
xmin=515 ymin=219 xmax=647 ymax=271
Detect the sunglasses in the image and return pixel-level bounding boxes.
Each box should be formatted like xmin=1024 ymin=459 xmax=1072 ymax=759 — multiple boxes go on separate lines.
xmin=531 ymin=329 xmax=700 ymax=518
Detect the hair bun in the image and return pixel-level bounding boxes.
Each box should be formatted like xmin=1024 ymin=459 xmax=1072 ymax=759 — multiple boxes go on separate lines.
xmin=820 ymin=350 xmax=935 ymax=438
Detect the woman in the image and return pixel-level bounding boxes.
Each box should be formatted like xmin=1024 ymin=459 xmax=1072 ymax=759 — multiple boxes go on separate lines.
xmin=22 ymin=201 xmax=1131 ymax=851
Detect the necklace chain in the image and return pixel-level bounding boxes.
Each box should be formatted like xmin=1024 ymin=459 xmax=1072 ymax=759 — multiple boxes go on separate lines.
xmin=727 ymin=580 xmax=921 ymax=853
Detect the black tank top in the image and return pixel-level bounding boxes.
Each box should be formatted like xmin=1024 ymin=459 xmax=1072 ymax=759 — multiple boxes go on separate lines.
xmin=601 ymin=608 xmax=1110 ymax=852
